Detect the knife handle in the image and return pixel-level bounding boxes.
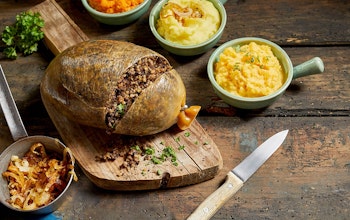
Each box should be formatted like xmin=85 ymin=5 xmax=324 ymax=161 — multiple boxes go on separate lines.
xmin=187 ymin=172 xmax=244 ymax=220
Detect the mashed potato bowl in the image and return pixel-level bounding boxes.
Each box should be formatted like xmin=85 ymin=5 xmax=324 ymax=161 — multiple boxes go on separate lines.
xmin=81 ymin=0 xmax=152 ymax=25
xmin=149 ymin=0 xmax=227 ymax=56
xmin=208 ymin=37 xmax=325 ymax=109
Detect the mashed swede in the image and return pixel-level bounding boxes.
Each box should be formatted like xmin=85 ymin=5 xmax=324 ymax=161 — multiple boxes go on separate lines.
xmin=88 ymin=0 xmax=144 ymax=13
xmin=214 ymin=42 xmax=285 ymax=97
xmin=156 ymin=0 xmax=220 ymax=46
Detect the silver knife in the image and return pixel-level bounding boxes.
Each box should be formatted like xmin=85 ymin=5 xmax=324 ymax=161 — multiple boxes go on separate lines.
xmin=187 ymin=130 xmax=289 ymax=220
xmin=0 ymin=65 xmax=28 ymax=141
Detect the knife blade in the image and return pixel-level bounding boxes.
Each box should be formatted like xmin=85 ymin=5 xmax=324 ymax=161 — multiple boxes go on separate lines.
xmin=187 ymin=130 xmax=289 ymax=220
xmin=0 ymin=65 xmax=28 ymax=141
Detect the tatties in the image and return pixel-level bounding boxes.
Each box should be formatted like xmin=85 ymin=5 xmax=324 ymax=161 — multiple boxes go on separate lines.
xmin=156 ymin=0 xmax=220 ymax=46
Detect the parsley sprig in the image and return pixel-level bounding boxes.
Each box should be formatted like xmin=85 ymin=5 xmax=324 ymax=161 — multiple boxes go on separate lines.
xmin=2 ymin=12 xmax=44 ymax=59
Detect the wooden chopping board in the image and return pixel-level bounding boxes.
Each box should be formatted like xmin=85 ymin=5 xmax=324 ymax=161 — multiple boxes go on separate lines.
xmin=31 ymin=0 xmax=223 ymax=190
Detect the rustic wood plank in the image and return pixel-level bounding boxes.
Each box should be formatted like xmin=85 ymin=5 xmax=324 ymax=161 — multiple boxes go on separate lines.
xmin=24 ymin=0 xmax=224 ymax=191
xmin=30 ymin=0 xmax=89 ymax=55
xmin=192 ymin=116 xmax=350 ymax=220
xmin=1 ymin=0 xmax=349 ymax=47
xmin=0 ymin=0 xmax=349 ymax=219
xmin=41 ymin=93 xmax=223 ymax=190
xmin=2 ymin=116 xmax=348 ymax=219
xmin=52 ymin=0 xmax=350 ymax=46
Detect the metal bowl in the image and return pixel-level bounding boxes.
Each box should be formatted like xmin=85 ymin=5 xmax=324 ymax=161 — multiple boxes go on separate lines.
xmin=0 ymin=136 xmax=75 ymax=215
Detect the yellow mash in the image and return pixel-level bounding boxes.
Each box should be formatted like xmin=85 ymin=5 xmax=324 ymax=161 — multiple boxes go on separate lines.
xmin=214 ymin=42 xmax=285 ymax=97
xmin=156 ymin=0 xmax=220 ymax=46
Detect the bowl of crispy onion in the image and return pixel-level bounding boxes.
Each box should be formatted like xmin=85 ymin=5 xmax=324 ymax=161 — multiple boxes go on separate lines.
xmin=0 ymin=65 xmax=76 ymax=215
xmin=0 ymin=136 xmax=76 ymax=214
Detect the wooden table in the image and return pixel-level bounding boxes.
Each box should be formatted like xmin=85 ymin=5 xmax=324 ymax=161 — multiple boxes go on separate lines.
xmin=0 ymin=0 xmax=349 ymax=219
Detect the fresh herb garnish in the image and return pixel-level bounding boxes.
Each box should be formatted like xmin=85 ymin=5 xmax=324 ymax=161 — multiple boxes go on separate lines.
xmin=116 ymin=103 xmax=126 ymax=116
xmin=151 ymin=156 xmax=162 ymax=164
xmin=2 ymin=12 xmax=44 ymax=59
xmin=178 ymin=145 xmax=185 ymax=150
xmin=144 ymin=147 xmax=155 ymax=155
xmin=235 ymin=45 xmax=241 ymax=53
xmin=131 ymin=145 xmax=141 ymax=152
xmin=151 ymin=146 xmax=178 ymax=166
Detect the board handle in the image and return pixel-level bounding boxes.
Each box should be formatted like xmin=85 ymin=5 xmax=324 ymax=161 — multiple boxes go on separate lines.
xmin=187 ymin=172 xmax=244 ymax=220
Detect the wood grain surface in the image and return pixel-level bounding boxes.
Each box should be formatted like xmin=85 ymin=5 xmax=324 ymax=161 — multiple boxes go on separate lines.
xmin=42 ymin=93 xmax=223 ymax=190
xmin=0 ymin=0 xmax=349 ymax=219
xmin=30 ymin=0 xmax=223 ymax=190
xmin=30 ymin=0 xmax=89 ymax=55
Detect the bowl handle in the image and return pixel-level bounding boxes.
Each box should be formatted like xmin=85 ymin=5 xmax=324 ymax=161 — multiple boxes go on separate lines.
xmin=292 ymin=57 xmax=325 ymax=79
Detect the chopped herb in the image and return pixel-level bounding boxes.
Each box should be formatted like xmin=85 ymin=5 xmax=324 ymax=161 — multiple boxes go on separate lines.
xmin=184 ymin=132 xmax=190 ymax=137
xmin=156 ymin=170 xmax=162 ymax=176
xmin=131 ymin=145 xmax=141 ymax=152
xmin=116 ymin=103 xmax=126 ymax=116
xmin=160 ymin=141 xmax=164 ymax=145
xmin=175 ymin=137 xmax=180 ymax=142
xmin=235 ymin=45 xmax=241 ymax=53
xmin=2 ymin=12 xmax=44 ymax=59
xmin=264 ymin=56 xmax=271 ymax=62
xmin=145 ymin=147 xmax=155 ymax=155
xmin=151 ymin=156 xmax=162 ymax=164
xmin=150 ymin=146 xmax=178 ymax=166
xmin=178 ymin=145 xmax=185 ymax=150
xmin=163 ymin=147 xmax=176 ymax=158
xmin=194 ymin=141 xmax=199 ymax=145
xmin=203 ymin=141 xmax=209 ymax=145
xmin=257 ymin=56 xmax=261 ymax=63
xmin=234 ymin=63 xmax=240 ymax=71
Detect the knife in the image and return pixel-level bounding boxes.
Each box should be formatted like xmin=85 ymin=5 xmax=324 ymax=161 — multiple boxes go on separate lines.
xmin=0 ymin=65 xmax=28 ymax=141
xmin=187 ymin=130 xmax=289 ymax=220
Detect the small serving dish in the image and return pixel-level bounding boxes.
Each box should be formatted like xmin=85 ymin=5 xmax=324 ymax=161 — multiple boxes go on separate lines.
xmin=149 ymin=0 xmax=227 ymax=56
xmin=81 ymin=0 xmax=152 ymax=25
xmin=207 ymin=37 xmax=325 ymax=109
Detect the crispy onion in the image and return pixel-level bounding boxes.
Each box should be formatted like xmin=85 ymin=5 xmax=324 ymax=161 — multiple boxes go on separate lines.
xmin=2 ymin=143 xmax=77 ymax=210
xmin=160 ymin=2 xmax=203 ymax=21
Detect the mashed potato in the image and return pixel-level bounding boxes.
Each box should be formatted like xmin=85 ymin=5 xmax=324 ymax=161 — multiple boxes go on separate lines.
xmin=214 ymin=42 xmax=285 ymax=98
xmin=156 ymin=0 xmax=220 ymax=46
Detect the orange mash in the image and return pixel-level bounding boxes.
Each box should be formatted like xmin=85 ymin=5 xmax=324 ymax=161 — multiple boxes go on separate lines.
xmin=88 ymin=0 xmax=144 ymax=13
xmin=214 ymin=42 xmax=285 ymax=97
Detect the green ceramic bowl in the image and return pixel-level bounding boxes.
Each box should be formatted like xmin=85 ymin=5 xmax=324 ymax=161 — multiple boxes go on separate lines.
xmin=81 ymin=0 xmax=151 ymax=25
xmin=149 ymin=0 xmax=227 ymax=56
xmin=207 ymin=37 xmax=325 ymax=109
